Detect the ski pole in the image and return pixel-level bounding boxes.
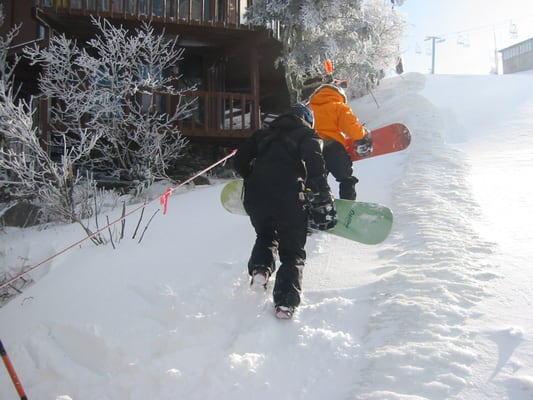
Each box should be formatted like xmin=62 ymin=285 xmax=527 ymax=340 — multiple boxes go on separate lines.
xmin=368 ymin=88 xmax=380 ymax=108
xmin=0 ymin=338 xmax=28 ymax=400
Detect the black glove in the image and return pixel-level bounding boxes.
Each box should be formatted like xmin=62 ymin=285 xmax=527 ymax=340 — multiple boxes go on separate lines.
xmin=354 ymin=129 xmax=373 ymax=158
xmin=306 ymin=189 xmax=337 ymax=231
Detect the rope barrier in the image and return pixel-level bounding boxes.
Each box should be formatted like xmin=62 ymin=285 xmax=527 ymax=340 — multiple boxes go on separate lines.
xmin=0 ymin=149 xmax=237 ymax=291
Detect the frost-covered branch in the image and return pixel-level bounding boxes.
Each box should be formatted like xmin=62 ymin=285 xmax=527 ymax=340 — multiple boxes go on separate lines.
xmin=0 ymin=24 xmax=99 ymax=223
xmin=24 ymin=17 xmax=193 ymax=186
xmin=247 ymin=0 xmax=406 ymax=101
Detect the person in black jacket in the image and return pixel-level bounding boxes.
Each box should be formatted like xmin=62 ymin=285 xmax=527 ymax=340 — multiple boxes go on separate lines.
xmin=233 ymin=104 xmax=336 ymax=319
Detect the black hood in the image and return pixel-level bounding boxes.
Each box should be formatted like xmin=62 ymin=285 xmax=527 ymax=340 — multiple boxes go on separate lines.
xmin=270 ymin=114 xmax=308 ymax=130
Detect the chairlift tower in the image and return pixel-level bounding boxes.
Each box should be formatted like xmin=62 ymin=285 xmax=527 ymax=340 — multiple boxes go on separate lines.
xmin=425 ymin=36 xmax=446 ymax=74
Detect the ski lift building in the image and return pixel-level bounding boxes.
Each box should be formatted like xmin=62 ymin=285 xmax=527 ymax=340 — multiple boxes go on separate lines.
xmin=500 ymin=38 xmax=533 ymax=74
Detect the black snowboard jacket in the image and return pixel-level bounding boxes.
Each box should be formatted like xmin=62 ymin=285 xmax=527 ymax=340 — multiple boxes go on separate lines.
xmin=233 ymin=114 xmax=330 ymax=216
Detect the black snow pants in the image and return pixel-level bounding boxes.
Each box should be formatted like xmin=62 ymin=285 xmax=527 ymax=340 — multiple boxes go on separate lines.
xmin=244 ymin=189 xmax=308 ymax=308
xmin=322 ymin=140 xmax=358 ymax=200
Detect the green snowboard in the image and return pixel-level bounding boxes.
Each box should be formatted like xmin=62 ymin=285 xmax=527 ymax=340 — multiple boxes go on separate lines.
xmin=221 ymin=179 xmax=393 ymax=245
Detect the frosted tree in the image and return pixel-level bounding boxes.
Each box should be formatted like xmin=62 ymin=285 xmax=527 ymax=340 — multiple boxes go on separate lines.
xmin=246 ymin=0 xmax=405 ymax=101
xmin=24 ymin=17 xmax=192 ymax=187
xmin=0 ymin=22 xmax=98 ymax=223
xmin=329 ymin=1 xmax=406 ymax=98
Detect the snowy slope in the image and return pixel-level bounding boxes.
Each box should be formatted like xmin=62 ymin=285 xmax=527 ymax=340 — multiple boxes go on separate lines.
xmin=1 ymin=72 xmax=533 ymax=400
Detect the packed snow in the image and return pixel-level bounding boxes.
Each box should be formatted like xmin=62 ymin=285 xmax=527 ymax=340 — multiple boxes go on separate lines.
xmin=1 ymin=71 xmax=533 ymax=399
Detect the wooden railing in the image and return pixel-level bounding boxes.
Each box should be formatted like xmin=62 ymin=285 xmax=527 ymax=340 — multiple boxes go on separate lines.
xmin=40 ymin=91 xmax=258 ymax=149
xmin=36 ymin=0 xmax=249 ymax=28
xmin=164 ymin=90 xmax=259 ymax=139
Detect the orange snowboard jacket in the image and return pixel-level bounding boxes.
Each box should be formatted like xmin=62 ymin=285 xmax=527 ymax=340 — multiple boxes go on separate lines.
xmin=308 ymin=85 xmax=367 ymax=147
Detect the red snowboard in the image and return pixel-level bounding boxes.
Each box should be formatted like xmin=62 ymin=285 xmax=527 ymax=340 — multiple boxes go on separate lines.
xmin=346 ymin=123 xmax=411 ymax=162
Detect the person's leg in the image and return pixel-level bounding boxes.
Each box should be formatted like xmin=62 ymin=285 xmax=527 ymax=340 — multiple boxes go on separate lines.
xmin=339 ymin=176 xmax=358 ymax=200
xmin=272 ymin=216 xmax=307 ymax=309
xmin=247 ymin=214 xmax=278 ymax=277
xmin=322 ymin=140 xmax=358 ymax=200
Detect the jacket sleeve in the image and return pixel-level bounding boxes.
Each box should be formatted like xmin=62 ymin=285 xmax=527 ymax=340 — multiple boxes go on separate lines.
xmin=338 ymin=103 xmax=366 ymax=142
xmin=233 ymin=135 xmax=257 ymax=179
xmin=299 ymin=129 xmax=330 ymax=192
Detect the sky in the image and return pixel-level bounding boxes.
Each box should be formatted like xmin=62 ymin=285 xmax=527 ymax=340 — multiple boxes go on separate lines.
xmin=398 ymin=0 xmax=533 ymax=74
xmin=1 ymin=69 xmax=533 ymax=399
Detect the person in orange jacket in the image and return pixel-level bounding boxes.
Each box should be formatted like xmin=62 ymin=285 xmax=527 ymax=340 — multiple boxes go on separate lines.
xmin=308 ymin=84 xmax=372 ymax=200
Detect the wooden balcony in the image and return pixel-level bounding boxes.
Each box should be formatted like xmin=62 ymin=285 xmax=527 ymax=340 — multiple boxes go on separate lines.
xmin=160 ymin=89 xmax=259 ymax=143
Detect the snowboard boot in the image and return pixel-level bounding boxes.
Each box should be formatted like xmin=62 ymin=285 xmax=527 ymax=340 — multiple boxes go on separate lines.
xmin=275 ymin=305 xmax=296 ymax=319
xmin=250 ymin=268 xmax=270 ymax=291
xmin=339 ymin=176 xmax=359 ymax=200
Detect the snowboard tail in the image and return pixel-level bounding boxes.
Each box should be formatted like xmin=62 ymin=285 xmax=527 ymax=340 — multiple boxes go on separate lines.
xmin=221 ymin=179 xmax=393 ymax=245
xmin=331 ymin=198 xmax=393 ymax=245
xmin=349 ymin=122 xmax=411 ymax=161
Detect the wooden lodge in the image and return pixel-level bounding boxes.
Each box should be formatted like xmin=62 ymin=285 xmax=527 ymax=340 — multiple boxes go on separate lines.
xmin=1 ymin=0 xmax=289 ymax=148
